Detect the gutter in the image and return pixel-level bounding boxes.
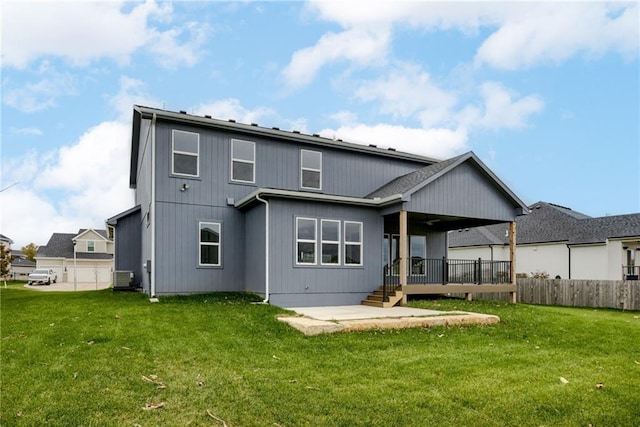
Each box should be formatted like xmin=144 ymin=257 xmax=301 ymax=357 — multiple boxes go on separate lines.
xmin=235 ymin=188 xmax=403 ymax=209
xmin=255 ymin=194 xmax=270 ymax=303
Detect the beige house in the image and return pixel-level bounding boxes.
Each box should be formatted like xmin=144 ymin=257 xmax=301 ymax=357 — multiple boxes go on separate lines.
xmin=449 ymin=202 xmax=640 ymax=281
xmin=35 ymin=229 xmax=114 ymax=284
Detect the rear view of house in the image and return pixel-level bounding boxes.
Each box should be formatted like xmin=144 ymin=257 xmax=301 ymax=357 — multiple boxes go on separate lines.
xmin=108 ymin=106 xmax=528 ymax=307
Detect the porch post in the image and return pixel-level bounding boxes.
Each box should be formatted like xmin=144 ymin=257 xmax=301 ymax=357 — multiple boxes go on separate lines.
xmin=399 ymin=210 xmax=408 ymax=304
xmin=509 ymin=221 xmax=517 ymax=304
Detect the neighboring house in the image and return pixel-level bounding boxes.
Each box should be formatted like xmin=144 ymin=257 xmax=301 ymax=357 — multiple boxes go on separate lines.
xmin=108 ymin=106 xmax=529 ymax=307
xmin=0 ymin=233 xmax=13 ymax=247
xmin=448 ymin=201 xmax=640 ymax=281
xmin=10 ymin=250 xmax=36 ymax=280
xmin=35 ymin=229 xmax=114 ymax=283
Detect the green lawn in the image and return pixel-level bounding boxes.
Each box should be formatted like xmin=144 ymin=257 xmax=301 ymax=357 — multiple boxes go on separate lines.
xmin=1 ymin=282 xmax=639 ymax=426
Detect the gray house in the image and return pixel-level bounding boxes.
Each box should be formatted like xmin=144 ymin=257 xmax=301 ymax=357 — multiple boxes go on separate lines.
xmin=108 ymin=106 xmax=529 ymax=307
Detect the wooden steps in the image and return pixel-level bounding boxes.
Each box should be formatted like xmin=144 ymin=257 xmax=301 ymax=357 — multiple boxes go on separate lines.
xmin=361 ymin=286 xmax=403 ymax=308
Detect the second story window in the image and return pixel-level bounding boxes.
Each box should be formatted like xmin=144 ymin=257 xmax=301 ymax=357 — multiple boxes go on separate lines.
xmin=231 ymin=139 xmax=255 ymax=183
xmin=87 ymin=241 xmax=95 ymax=252
xmin=172 ymin=130 xmax=199 ymax=177
xmin=300 ymin=150 xmax=322 ymax=190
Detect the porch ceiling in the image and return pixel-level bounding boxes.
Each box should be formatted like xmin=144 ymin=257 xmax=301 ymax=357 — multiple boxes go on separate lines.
xmin=387 ymin=212 xmax=511 ymax=232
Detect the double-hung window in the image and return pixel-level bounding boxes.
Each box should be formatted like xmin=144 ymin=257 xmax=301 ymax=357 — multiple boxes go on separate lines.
xmin=172 ymin=130 xmax=199 ymax=177
xmin=231 ymin=139 xmax=255 ymax=183
xmin=344 ymin=221 xmax=363 ymax=265
xmin=300 ymin=150 xmax=322 ymax=190
xmin=199 ymin=222 xmax=221 ymax=266
xmin=321 ymin=220 xmax=340 ymax=265
xmin=296 ymin=218 xmax=316 ymax=265
xmin=87 ymin=241 xmax=95 ymax=252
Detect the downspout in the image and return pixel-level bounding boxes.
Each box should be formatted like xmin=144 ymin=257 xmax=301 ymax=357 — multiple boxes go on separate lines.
xmin=255 ymin=194 xmax=269 ymax=303
xmin=567 ymin=244 xmax=571 ymax=280
xmin=150 ymin=113 xmax=157 ymax=299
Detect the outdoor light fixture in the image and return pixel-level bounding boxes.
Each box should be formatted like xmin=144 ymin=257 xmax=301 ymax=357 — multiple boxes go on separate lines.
xmin=180 ymin=183 xmax=190 ymax=192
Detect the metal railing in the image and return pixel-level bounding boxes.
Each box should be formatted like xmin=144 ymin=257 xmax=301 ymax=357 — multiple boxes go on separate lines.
xmin=383 ymin=257 xmax=512 ymax=290
xmin=382 ymin=260 xmax=401 ymax=302
xmin=623 ymin=265 xmax=639 ymax=280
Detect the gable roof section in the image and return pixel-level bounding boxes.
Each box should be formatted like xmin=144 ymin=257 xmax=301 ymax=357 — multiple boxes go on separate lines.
xmin=130 ymin=105 xmax=439 ymax=188
xmin=107 ymin=205 xmax=141 ymax=225
xmin=368 ymin=151 xmax=529 ymax=215
xmin=0 ymin=233 xmax=13 ymax=245
xmin=74 ymin=228 xmax=109 ymax=242
xmin=37 ymin=232 xmax=113 ymax=260
xmin=449 ymin=201 xmax=640 ymax=247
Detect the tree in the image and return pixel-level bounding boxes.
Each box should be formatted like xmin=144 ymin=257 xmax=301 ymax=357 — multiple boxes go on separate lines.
xmin=21 ymin=243 xmax=37 ymax=262
xmin=0 ymin=244 xmax=12 ymax=285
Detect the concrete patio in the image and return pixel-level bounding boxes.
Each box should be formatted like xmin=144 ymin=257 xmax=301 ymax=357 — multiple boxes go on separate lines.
xmin=278 ymin=304 xmax=500 ymax=335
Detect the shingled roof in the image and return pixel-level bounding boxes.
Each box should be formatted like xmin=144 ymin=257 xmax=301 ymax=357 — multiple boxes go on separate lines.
xmin=36 ymin=230 xmax=113 ymax=260
xmin=449 ymin=202 xmax=640 ymax=247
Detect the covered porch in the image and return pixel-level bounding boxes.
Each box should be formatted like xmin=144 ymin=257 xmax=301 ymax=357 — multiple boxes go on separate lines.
xmin=362 ymin=152 xmax=527 ymax=307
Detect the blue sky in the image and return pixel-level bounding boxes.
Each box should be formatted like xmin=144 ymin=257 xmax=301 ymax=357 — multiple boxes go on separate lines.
xmin=1 ymin=1 xmax=638 ymax=248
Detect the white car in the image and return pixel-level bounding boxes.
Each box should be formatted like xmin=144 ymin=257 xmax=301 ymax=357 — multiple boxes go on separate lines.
xmin=28 ymin=269 xmax=57 ymax=286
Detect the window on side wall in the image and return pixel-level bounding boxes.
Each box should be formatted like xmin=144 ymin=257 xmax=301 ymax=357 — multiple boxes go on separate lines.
xmin=199 ymin=222 xmax=221 ymax=267
xmin=296 ymin=217 xmax=316 ymax=265
xmin=344 ymin=221 xmax=363 ymax=265
xmin=231 ymin=139 xmax=255 ymax=183
xmin=321 ymin=220 xmax=340 ymax=265
xmin=300 ymin=150 xmax=322 ymax=190
xmin=172 ymin=130 xmax=199 ymax=177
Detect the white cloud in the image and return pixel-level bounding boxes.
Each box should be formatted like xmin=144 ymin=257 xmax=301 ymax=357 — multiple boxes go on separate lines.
xmin=1 ymin=122 xmax=134 ymax=248
xmin=193 ymin=98 xmax=277 ymax=125
xmin=354 ymin=62 xmax=458 ymax=128
xmin=283 ymin=27 xmax=390 ymax=88
xmin=474 ymin=3 xmax=639 ymax=70
xmin=319 ymin=123 xmax=468 ymax=160
xmin=10 ymin=127 xmax=43 ymax=136
xmin=3 ymin=63 xmax=77 ymax=113
xmin=1 ymin=0 xmax=207 ymax=69
xmin=107 ymin=76 xmax=163 ymax=121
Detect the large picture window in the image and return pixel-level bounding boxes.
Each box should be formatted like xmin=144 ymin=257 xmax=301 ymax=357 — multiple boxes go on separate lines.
xmin=231 ymin=139 xmax=255 ymax=183
xmin=172 ymin=130 xmax=199 ymax=177
xmin=300 ymin=150 xmax=322 ymax=190
xmin=199 ymin=222 xmax=221 ymax=266
xmin=344 ymin=221 xmax=363 ymax=265
xmin=296 ymin=218 xmax=316 ymax=265
xmin=321 ymin=220 xmax=340 ymax=265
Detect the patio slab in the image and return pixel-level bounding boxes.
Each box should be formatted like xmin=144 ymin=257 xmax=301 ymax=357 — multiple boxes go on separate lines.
xmin=278 ymin=305 xmax=499 ymax=335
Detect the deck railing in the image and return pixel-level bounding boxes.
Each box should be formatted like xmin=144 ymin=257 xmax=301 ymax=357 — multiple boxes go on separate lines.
xmin=623 ymin=265 xmax=639 ymax=281
xmin=383 ymin=257 xmax=512 ymax=292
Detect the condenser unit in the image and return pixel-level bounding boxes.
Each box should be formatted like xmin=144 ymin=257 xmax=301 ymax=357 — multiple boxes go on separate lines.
xmin=113 ymin=270 xmax=134 ymax=288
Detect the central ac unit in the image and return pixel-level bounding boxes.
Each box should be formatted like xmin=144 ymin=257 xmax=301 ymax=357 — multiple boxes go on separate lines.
xmin=113 ymin=270 xmax=134 ymax=288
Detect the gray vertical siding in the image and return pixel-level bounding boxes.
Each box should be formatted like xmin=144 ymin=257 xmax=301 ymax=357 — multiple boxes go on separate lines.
xmin=113 ymin=210 xmax=142 ymax=285
xmin=136 ymin=118 xmax=153 ymax=293
xmin=244 ymin=203 xmax=266 ymax=296
xmin=407 ymin=162 xmax=517 ymax=220
xmin=266 ymin=199 xmax=384 ymax=307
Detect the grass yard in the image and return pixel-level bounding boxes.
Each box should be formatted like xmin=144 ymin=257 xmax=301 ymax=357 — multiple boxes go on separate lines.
xmin=1 ymin=281 xmax=639 ymax=426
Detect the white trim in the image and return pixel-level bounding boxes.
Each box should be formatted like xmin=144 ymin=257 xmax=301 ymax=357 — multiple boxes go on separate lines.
xmin=171 ymin=129 xmax=200 ymax=177
xmin=73 ymin=228 xmax=109 ymax=242
xmin=198 ymin=221 xmax=222 ymax=267
xmin=235 ymin=188 xmax=402 ymax=209
xmin=320 ymin=219 xmax=341 ymax=265
xmin=344 ymin=221 xmax=363 ymax=266
xmin=230 ymin=139 xmax=256 ymax=184
xmin=295 ymin=217 xmax=317 ymax=265
xmin=300 ymin=149 xmax=322 ymax=190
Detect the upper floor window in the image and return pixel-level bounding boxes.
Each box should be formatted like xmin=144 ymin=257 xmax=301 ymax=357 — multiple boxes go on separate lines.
xmin=87 ymin=241 xmax=95 ymax=252
xmin=231 ymin=139 xmax=255 ymax=183
xmin=300 ymin=150 xmax=322 ymax=190
xmin=344 ymin=221 xmax=363 ymax=266
xmin=172 ymin=130 xmax=199 ymax=177
xmin=199 ymin=222 xmax=221 ymax=267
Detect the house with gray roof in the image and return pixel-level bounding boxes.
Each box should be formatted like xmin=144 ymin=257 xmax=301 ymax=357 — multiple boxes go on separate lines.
xmin=449 ymin=201 xmax=640 ymax=280
xmin=108 ymin=106 xmax=529 ymax=306
xmin=35 ymin=229 xmax=114 ymax=284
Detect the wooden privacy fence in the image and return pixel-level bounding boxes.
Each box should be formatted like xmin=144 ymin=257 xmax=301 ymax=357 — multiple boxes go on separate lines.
xmin=473 ymin=278 xmax=640 ymax=311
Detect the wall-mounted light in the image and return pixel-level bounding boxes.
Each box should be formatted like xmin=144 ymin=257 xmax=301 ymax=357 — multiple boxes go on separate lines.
xmin=180 ymin=183 xmax=190 ymax=192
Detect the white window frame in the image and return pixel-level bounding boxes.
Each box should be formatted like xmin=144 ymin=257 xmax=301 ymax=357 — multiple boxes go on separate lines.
xmin=295 ymin=217 xmax=317 ymax=265
xmin=172 ymin=130 xmax=199 ymax=177
xmin=199 ymin=221 xmax=221 ymax=267
xmin=344 ymin=221 xmax=363 ymax=266
xmin=87 ymin=241 xmax=95 ymax=252
xmin=300 ymin=149 xmax=322 ymax=190
xmin=230 ymin=139 xmax=256 ymax=184
xmin=320 ymin=219 xmax=341 ymax=265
